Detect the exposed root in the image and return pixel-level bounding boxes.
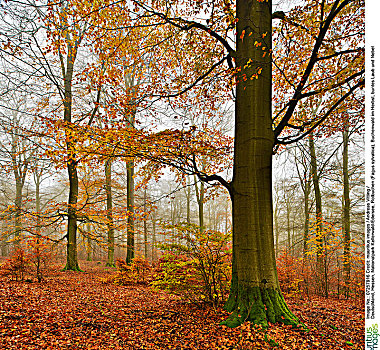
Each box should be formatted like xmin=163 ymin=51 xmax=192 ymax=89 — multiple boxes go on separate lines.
xmin=221 ymin=286 xmax=301 ymax=329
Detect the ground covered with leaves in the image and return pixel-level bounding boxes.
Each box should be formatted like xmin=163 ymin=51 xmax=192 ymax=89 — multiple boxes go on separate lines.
xmin=0 ymin=261 xmax=364 ymax=349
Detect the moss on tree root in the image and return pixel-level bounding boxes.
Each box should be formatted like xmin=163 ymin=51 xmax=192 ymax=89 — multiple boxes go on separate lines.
xmin=221 ymin=285 xmax=301 ymax=329
xmin=62 ymin=264 xmax=83 ymax=272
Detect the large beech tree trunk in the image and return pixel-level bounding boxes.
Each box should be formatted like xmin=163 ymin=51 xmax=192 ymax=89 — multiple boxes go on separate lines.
xmin=222 ymin=0 xmax=298 ymax=328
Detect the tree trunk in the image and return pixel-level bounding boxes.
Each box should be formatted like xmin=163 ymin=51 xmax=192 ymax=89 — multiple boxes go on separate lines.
xmin=64 ymin=158 xmax=81 ymax=271
xmin=303 ymin=182 xmax=310 ymax=260
xmin=342 ymin=125 xmax=351 ymax=298
xmin=308 ymin=132 xmax=326 ymax=296
xmin=14 ymin=181 xmax=23 ymax=244
xmin=86 ymin=223 xmax=92 ymax=262
xmin=274 ymin=202 xmax=279 ymax=258
xmin=286 ymin=194 xmax=291 ymax=253
xmin=126 ymin=160 xmax=135 ymax=264
xmin=11 ymin=129 xmax=28 ymax=246
xmin=105 ymin=159 xmax=115 ymax=267
xmin=194 ymin=176 xmax=205 ymax=234
xmin=63 ymin=55 xmax=81 ymax=271
xmin=34 ymin=169 xmax=43 ymax=282
xmin=143 ymin=186 xmax=148 ymax=259
xmin=151 ymin=212 xmax=157 ymax=262
xmin=186 ymin=176 xmax=191 ymax=225
xmin=222 ymin=0 xmax=299 ymax=328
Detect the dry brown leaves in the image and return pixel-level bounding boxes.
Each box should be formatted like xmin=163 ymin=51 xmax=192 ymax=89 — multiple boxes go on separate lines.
xmin=0 ymin=261 xmax=364 ymax=349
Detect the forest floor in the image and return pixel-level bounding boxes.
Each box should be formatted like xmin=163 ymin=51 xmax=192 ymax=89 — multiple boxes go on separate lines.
xmin=0 ymin=260 xmax=364 ymax=350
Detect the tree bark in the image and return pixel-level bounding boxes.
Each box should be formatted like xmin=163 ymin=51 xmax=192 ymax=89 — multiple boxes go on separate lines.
xmin=143 ymin=186 xmax=148 ymax=259
xmin=303 ymin=181 xmax=311 ymax=260
xmin=222 ymin=0 xmax=299 ymax=328
xmin=14 ymin=181 xmax=23 ymax=244
xmin=194 ymin=176 xmax=205 ymax=234
xmin=105 ymin=159 xmax=115 ymax=267
xmin=11 ymin=129 xmax=29 ymax=245
xmin=34 ymin=168 xmax=43 ymax=282
xmin=342 ymin=124 xmax=351 ymax=298
xmin=151 ymin=211 xmax=157 ymax=262
xmin=308 ymin=132 xmax=326 ymax=296
xmin=63 ymin=54 xmax=81 ymax=271
xmin=126 ymin=160 xmax=135 ymax=264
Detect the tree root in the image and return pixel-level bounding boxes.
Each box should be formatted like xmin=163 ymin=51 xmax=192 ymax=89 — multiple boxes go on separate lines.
xmin=221 ymin=286 xmax=302 ymax=329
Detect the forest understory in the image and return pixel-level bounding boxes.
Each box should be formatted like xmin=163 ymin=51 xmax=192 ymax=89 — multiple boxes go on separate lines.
xmin=0 ymin=261 xmax=364 ymax=350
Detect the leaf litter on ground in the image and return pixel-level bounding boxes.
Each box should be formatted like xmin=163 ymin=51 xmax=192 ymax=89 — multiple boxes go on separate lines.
xmin=0 ymin=261 xmax=364 ymax=349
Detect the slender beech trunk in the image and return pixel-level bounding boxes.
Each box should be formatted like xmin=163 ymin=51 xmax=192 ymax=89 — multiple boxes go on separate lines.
xmin=274 ymin=201 xmax=279 ymax=258
xmin=126 ymin=160 xmax=135 ymax=264
xmin=14 ymin=182 xmax=23 ymax=244
xmin=105 ymin=159 xmax=115 ymax=267
xmin=143 ymin=187 xmax=148 ymax=259
xmin=65 ymin=157 xmax=80 ymax=271
xmin=308 ymin=132 xmax=326 ymax=296
xmin=34 ymin=169 xmax=43 ymax=282
xmin=286 ymin=195 xmax=291 ymax=252
xmin=86 ymin=223 xmax=92 ymax=262
xmin=225 ymin=199 xmax=229 ymax=235
xmin=151 ymin=212 xmax=157 ymax=262
xmin=186 ymin=176 xmax=192 ymax=248
xmin=11 ymin=130 xmax=29 ymax=245
xmin=62 ymin=32 xmax=81 ymax=271
xmin=194 ymin=176 xmax=205 ymax=233
xmin=186 ymin=176 xmax=191 ymax=225
xmin=342 ymin=125 xmax=351 ymax=298
xmin=123 ymin=67 xmax=138 ymax=264
xmin=303 ymin=182 xmax=311 ymax=260
xmin=222 ymin=0 xmax=298 ymax=328
xmin=1 ymin=219 xmax=8 ymax=256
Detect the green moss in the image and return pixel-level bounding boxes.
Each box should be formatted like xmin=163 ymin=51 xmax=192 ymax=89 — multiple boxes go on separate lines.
xmin=224 ymin=273 xmax=238 ymax=312
xmin=62 ymin=263 xmax=83 ymax=272
xmin=221 ymin=285 xmax=301 ymax=329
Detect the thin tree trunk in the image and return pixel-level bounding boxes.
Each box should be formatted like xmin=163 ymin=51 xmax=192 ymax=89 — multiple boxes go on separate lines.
xmin=62 ymin=40 xmax=81 ymax=271
xmin=342 ymin=125 xmax=351 ymax=298
xmin=194 ymin=177 xmax=205 ymax=233
xmin=86 ymin=223 xmax=92 ymax=262
xmin=303 ymin=183 xmax=310 ymax=260
xmin=11 ymin=129 xmax=28 ymax=246
xmin=143 ymin=186 xmax=148 ymax=260
xmin=34 ymin=169 xmax=43 ymax=282
xmin=186 ymin=176 xmax=191 ymax=225
xmin=308 ymin=132 xmax=326 ymax=296
xmin=151 ymin=212 xmax=157 ymax=262
xmin=274 ymin=203 xmax=279 ymax=258
xmin=105 ymin=159 xmax=115 ymax=267
xmin=126 ymin=160 xmax=135 ymax=264
xmin=14 ymin=182 xmax=23 ymax=244
xmin=64 ymin=157 xmax=80 ymax=271
xmin=286 ymin=195 xmax=291 ymax=253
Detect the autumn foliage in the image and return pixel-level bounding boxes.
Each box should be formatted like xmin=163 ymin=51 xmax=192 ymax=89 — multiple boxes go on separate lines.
xmin=101 ymin=257 xmax=152 ymax=286
xmin=276 ymin=217 xmax=364 ymax=301
xmin=0 ymin=0 xmax=365 ymax=344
